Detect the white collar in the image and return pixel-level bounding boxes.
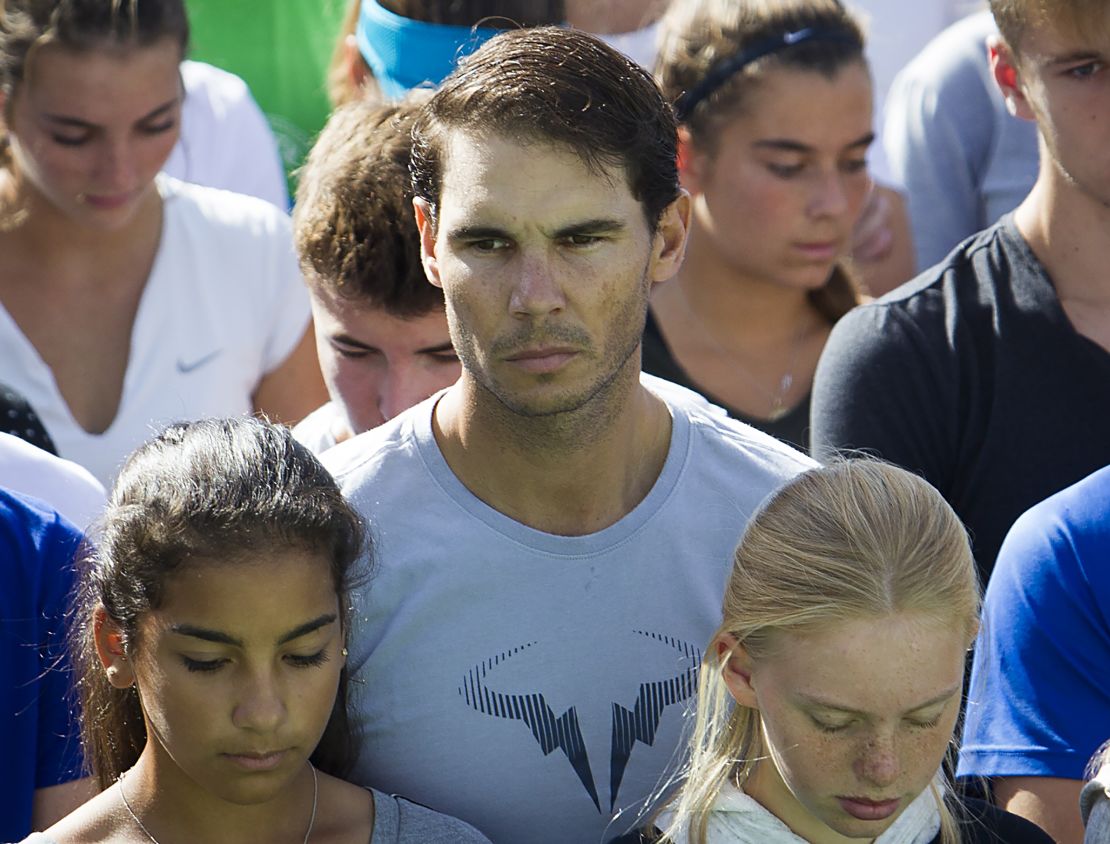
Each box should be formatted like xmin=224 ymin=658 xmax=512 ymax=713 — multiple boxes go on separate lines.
xmin=664 ymin=780 xmax=941 ymax=844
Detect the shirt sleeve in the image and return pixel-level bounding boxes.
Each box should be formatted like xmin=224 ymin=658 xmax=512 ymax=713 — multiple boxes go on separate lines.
xmin=35 ymin=514 xmax=84 ymax=789
xmin=810 ymin=296 xmax=960 ymax=496
xmin=958 ymin=498 xmax=1110 ymax=780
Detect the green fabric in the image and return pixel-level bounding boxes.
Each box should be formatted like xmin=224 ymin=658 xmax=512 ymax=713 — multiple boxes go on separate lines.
xmin=186 ymin=0 xmax=349 ymax=194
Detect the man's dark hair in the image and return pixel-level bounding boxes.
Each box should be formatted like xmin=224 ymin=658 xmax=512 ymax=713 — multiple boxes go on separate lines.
xmin=410 ymin=26 xmax=681 ymax=231
xmin=294 ymin=94 xmax=443 ymax=318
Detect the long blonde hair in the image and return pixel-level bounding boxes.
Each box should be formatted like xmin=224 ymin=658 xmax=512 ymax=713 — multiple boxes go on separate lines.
xmin=662 ymin=460 xmax=980 ymax=844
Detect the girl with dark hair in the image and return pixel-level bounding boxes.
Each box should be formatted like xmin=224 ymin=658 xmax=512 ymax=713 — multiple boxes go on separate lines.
xmin=650 ymin=0 xmax=871 ymax=452
xmin=0 ymin=0 xmax=326 ymax=486
xmin=29 ymin=417 xmax=489 ymax=844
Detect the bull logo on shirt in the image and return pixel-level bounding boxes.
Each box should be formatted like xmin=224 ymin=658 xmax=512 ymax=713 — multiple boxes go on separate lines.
xmin=458 ymin=631 xmax=701 ymax=811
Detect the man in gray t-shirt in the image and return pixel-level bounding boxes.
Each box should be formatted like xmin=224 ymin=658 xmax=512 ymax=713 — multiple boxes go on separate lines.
xmin=323 ymin=27 xmax=812 ymax=844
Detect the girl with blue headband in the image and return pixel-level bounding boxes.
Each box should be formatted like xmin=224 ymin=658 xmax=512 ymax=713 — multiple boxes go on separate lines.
xmin=646 ymin=0 xmax=872 ymax=454
xmin=327 ymin=0 xmax=563 ymax=107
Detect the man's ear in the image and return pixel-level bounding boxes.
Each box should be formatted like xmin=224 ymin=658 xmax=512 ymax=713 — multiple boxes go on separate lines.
xmin=649 ymin=189 xmax=692 ymax=286
xmin=990 ymin=37 xmax=1036 ymax=122
xmin=93 ymin=607 xmax=135 ymax=690
xmin=715 ymin=633 xmax=759 ymax=709
xmin=413 ymin=197 xmax=443 ymax=289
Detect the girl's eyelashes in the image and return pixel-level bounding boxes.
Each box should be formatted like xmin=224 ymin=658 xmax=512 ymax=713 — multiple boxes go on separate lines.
xmin=907 ymin=715 xmax=942 ymax=730
xmin=179 ymin=649 xmax=331 ymax=673
xmin=141 ymin=120 xmax=177 ymax=135
xmin=767 ymin=162 xmax=804 ymax=178
xmin=182 ymin=655 xmax=227 ymax=673
xmin=51 ymin=134 xmax=90 ymax=147
xmin=810 ymin=716 xmax=853 ymax=733
xmin=286 ymin=649 xmax=330 ymax=668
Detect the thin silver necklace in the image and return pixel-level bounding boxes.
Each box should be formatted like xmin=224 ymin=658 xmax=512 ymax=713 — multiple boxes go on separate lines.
xmin=118 ymin=763 xmax=319 ymax=844
xmin=673 ymin=282 xmax=812 ymax=421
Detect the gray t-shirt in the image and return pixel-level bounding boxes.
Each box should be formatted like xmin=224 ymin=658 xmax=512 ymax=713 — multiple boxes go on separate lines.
xmin=322 ymin=374 xmax=814 ymax=844
xmin=883 ymin=11 xmax=1039 ymax=271
xmin=20 ymin=788 xmax=490 ymax=844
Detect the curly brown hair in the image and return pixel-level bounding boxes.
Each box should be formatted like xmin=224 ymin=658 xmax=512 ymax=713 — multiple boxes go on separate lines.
xmin=294 ymin=93 xmax=443 ymax=318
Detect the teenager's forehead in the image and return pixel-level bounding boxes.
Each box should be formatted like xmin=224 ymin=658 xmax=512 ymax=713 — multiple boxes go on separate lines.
xmin=1007 ymin=3 xmax=1110 ymax=56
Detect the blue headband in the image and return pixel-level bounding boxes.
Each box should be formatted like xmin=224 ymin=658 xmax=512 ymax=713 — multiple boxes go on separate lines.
xmin=355 ymin=0 xmax=501 ymax=100
xmin=675 ymin=27 xmax=859 ymax=122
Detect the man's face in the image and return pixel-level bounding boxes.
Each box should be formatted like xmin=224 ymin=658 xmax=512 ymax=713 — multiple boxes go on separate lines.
xmin=310 ymin=290 xmax=460 ymax=437
xmin=999 ymin=16 xmax=1110 ymax=207
xmin=415 ymin=130 xmax=688 ymax=418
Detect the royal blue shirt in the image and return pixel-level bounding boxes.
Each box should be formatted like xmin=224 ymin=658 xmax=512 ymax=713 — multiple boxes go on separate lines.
xmin=0 ymin=488 xmax=84 ymax=841
xmin=959 ymin=464 xmax=1110 ymax=780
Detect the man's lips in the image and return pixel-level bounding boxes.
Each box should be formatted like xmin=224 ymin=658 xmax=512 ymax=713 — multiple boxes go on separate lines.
xmin=837 ymin=796 xmax=902 ymax=821
xmin=504 ymin=347 xmax=579 ymax=374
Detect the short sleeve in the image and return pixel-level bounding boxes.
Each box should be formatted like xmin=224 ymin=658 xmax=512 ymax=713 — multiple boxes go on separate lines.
xmin=810 ymin=296 xmax=959 ymax=493
xmin=958 ymin=489 xmax=1110 ymax=780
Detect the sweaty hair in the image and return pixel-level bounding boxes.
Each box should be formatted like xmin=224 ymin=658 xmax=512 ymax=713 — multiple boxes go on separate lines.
xmin=989 ymin=0 xmax=1110 ymax=55
xmin=326 ymin=0 xmax=564 ymax=107
xmin=294 ymin=93 xmax=443 ymax=318
xmin=662 ymin=460 xmax=980 ymax=844
xmin=410 ymin=25 xmax=681 ymax=231
xmin=73 ymin=417 xmax=367 ymax=789
xmin=0 ymin=0 xmax=187 ymax=159
xmin=656 ymin=0 xmax=865 ymax=321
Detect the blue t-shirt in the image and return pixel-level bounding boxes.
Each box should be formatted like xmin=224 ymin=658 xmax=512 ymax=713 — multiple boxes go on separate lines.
xmin=0 ymin=488 xmax=84 ymax=841
xmin=958 ymin=464 xmax=1110 ymax=780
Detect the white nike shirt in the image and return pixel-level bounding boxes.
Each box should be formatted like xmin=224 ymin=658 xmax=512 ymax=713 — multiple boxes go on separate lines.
xmin=0 ymin=176 xmax=311 ymax=485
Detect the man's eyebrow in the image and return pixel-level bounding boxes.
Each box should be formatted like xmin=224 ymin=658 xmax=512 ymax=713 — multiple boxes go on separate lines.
xmin=43 ymin=97 xmax=180 ymax=128
xmin=446 ymin=224 xmax=511 ymax=244
xmin=169 ymin=613 xmax=338 ymax=648
xmin=798 ymin=683 xmax=962 ymax=717
xmin=754 ymin=132 xmax=874 ymax=154
xmin=551 ymin=218 xmax=627 ymax=239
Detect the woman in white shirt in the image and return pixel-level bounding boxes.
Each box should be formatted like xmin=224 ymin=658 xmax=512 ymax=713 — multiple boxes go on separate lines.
xmin=0 ymin=0 xmax=326 ymax=484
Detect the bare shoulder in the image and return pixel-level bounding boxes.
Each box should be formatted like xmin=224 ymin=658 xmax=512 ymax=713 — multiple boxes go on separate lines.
xmin=310 ymin=772 xmax=374 ymax=844
xmin=35 ymin=784 xmax=130 ymax=843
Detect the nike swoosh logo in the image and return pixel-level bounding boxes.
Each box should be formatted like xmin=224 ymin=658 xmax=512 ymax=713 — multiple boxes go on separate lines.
xmin=176 ymin=349 xmax=223 ymax=373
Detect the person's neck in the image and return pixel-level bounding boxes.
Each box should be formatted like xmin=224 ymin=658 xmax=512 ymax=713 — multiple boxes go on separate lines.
xmin=0 ymin=170 xmax=161 ymax=267
xmin=432 ymin=360 xmax=672 ymax=536
xmin=1014 ymin=160 xmax=1110 ymax=308
xmin=662 ymin=222 xmax=822 ymax=349
xmin=120 ymin=750 xmax=318 ymax=844
xmin=743 ymin=762 xmax=866 ymax=844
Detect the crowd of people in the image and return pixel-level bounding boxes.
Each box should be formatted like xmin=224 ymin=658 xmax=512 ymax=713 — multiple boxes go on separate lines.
xmin=2 ymin=0 xmax=1109 ymax=843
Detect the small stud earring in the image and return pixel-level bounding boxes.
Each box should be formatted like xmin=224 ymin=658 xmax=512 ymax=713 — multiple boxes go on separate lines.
xmin=341 ymin=648 xmax=349 ymax=658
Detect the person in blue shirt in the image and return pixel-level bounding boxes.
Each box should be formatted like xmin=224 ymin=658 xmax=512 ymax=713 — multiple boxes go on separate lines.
xmin=1 ymin=488 xmax=89 ymax=840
